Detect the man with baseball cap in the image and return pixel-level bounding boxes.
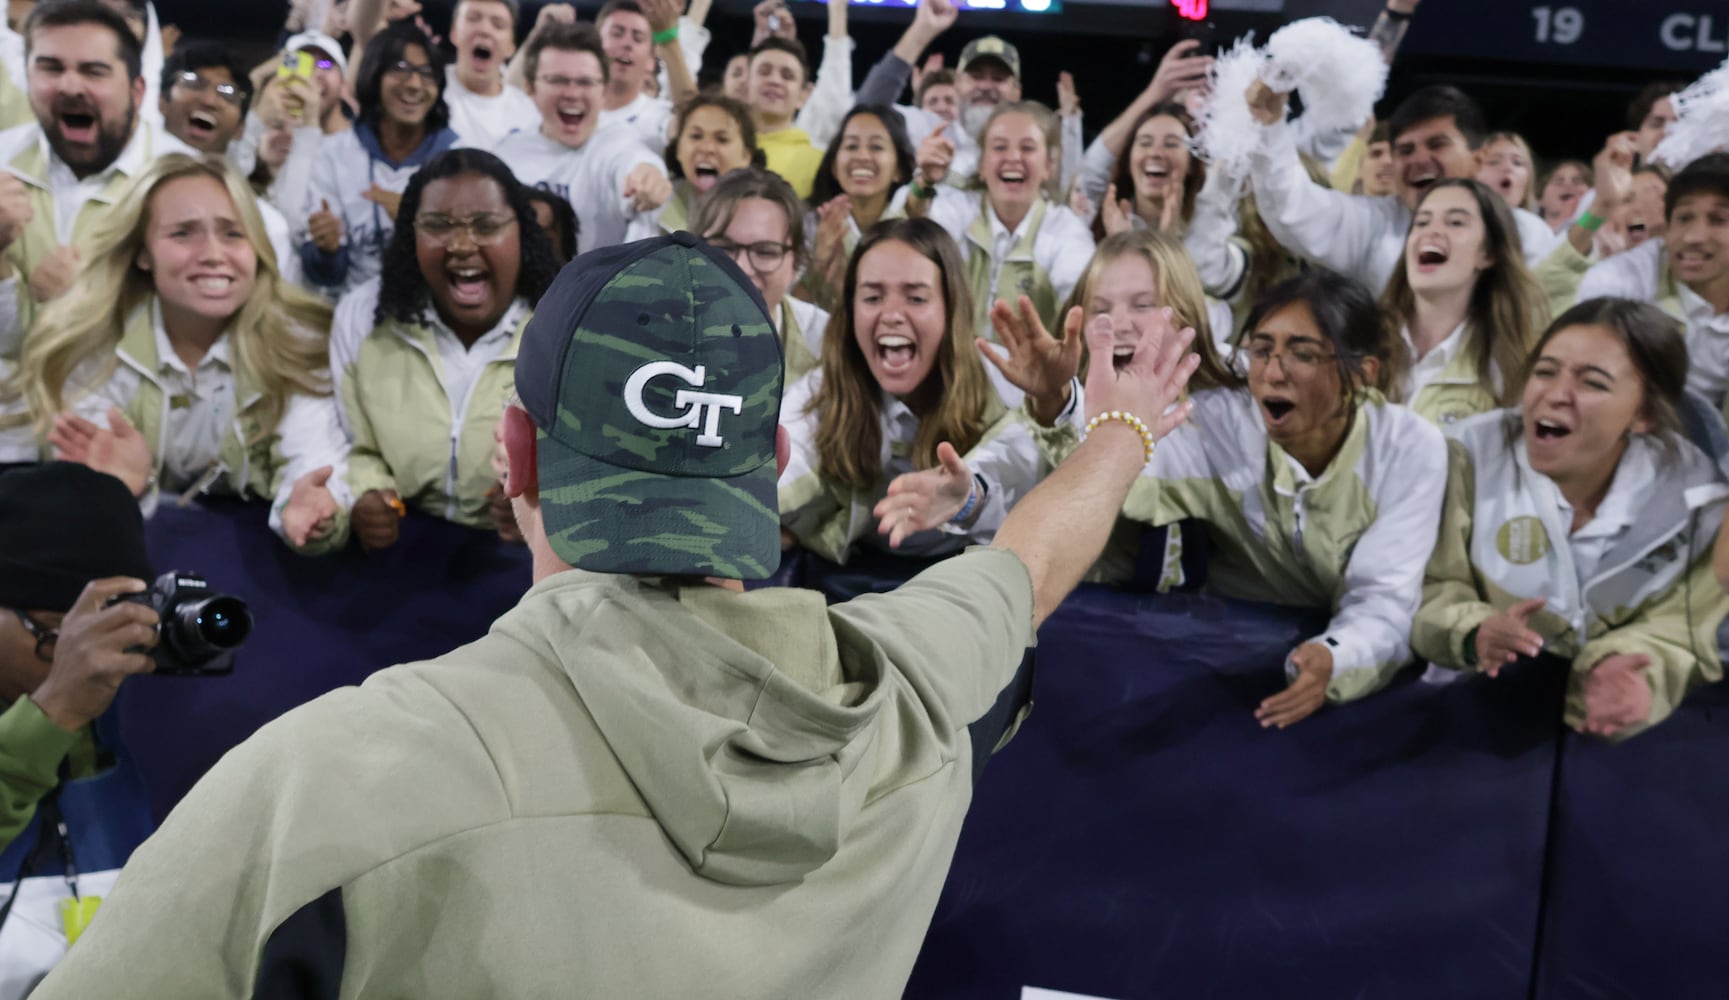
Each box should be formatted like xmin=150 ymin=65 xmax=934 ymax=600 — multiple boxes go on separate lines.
xmin=36 ymin=233 xmax=1198 ymax=997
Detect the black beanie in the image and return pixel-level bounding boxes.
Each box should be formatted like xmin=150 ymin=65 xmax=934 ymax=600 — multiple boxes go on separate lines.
xmin=0 ymin=463 xmax=153 ymax=613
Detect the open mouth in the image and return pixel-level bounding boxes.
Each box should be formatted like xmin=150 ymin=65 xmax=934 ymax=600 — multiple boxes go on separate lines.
xmin=59 ymin=111 xmax=97 ymax=144
xmin=191 ymin=275 xmax=235 ymax=294
xmin=1532 ymin=418 xmax=1571 ymax=440
xmin=876 ymin=334 xmax=916 ymax=374
xmin=1626 ymin=222 xmax=1649 ymax=244
xmin=472 ymin=44 xmax=493 ymax=64
xmin=1262 ymin=398 xmax=1296 ymax=423
xmin=1406 ymin=170 xmax=1439 ymax=193
xmin=997 ymin=168 xmax=1027 ymax=187
xmin=848 ymin=165 xmax=878 ymax=183
xmin=1142 ymin=163 xmax=1170 ymax=185
xmin=187 ymin=110 xmax=218 ymax=138
xmin=556 ymin=104 xmax=587 ymax=130
xmin=1111 ymin=344 xmax=1137 ymax=371
xmin=1415 ymin=243 xmax=1449 ymax=271
xmin=691 ymin=162 xmax=720 ymax=190
xmin=448 ymin=266 xmax=491 ymax=308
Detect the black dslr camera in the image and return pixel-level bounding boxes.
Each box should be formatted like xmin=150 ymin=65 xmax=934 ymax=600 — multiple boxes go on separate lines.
xmin=112 ymin=572 xmax=253 ymax=675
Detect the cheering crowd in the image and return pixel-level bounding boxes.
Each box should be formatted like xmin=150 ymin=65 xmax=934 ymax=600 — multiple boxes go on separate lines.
xmin=1 ymin=0 xmax=1728 ymax=870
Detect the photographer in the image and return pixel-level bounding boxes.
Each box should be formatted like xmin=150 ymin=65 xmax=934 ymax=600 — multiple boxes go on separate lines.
xmin=0 ymin=463 xmax=157 ymax=854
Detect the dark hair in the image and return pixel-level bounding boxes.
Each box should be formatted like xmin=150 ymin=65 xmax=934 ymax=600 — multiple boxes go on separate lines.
xmin=1627 ymin=80 xmax=1686 ymax=132
xmin=596 ymin=0 xmax=648 ymax=31
xmin=1104 ymin=102 xmax=1204 ymax=238
xmin=523 ymin=20 xmax=608 ymax=86
xmin=454 ymin=0 xmax=520 ymax=27
xmin=691 ymin=166 xmax=807 ymax=264
xmin=523 ymin=188 xmax=579 ymax=264
xmin=749 ymin=37 xmax=809 ymax=85
xmin=916 ymin=68 xmax=955 ymax=107
xmin=809 ymin=105 xmax=914 ymax=208
xmin=664 ymin=93 xmax=760 ymax=179
xmin=1241 ymin=267 xmax=1390 ymax=395
xmin=375 ymin=149 xmax=561 ymax=326
xmin=354 ymin=20 xmax=450 ymax=134
xmin=1519 ymin=297 xmax=1688 ymax=446
xmin=1388 ymin=85 xmax=1488 ymax=151
xmin=1665 ymin=152 xmax=1729 ymax=221
xmin=25 ymin=0 xmax=143 ymax=80
xmin=160 ymin=41 xmax=254 ymax=117
xmin=1368 ymin=121 xmax=1390 ymax=146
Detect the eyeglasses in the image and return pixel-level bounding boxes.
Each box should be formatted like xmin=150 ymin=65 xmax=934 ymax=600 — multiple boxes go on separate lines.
xmin=415 ymin=212 xmax=518 ymax=247
xmin=383 ymin=60 xmax=440 ymax=84
xmin=1243 ymin=342 xmax=1339 ymax=377
xmin=707 ymin=238 xmax=792 ymax=273
xmin=536 ymin=74 xmax=604 ymax=91
xmin=175 ymin=71 xmax=245 ymax=108
xmin=12 ymin=609 xmax=57 ymax=663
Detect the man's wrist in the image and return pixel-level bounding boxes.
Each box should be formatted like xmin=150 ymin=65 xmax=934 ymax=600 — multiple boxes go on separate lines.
xmin=652 ymin=24 xmax=679 ymax=45
xmin=28 ymin=689 xmax=88 ymax=733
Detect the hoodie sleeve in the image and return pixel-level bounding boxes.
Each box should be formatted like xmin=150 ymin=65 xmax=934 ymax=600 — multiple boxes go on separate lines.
xmin=776 ymin=371 xmax=856 ymax=563
xmin=1185 ymin=168 xmax=1251 ymax=301
xmin=266 ymin=391 xmax=354 ymax=556
xmin=795 ymin=35 xmax=856 ymax=149
xmin=830 ymin=546 xmax=1036 ymax=733
xmin=1572 ymin=516 xmax=1729 ymax=742
xmin=1300 ymin=414 xmax=1447 ymax=703
xmin=1246 ymin=120 xmax=1393 ymax=288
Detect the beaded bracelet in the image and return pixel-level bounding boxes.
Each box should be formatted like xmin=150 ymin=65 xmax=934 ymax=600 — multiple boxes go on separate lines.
xmin=1082 ymin=410 xmax=1157 ymax=465
xmin=949 ymin=473 xmax=985 ymax=525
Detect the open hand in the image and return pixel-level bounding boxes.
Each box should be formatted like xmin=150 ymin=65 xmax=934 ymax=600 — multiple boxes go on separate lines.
xmin=1256 ymin=641 xmax=1333 ymax=729
xmin=50 ymin=407 xmax=153 ymax=497
xmin=281 ymin=465 xmax=340 ymax=547
xmin=1474 ymin=597 xmax=1546 ymax=676
xmin=980 ymin=296 xmax=1083 ymax=426
xmin=872 ymin=441 xmax=974 ymax=547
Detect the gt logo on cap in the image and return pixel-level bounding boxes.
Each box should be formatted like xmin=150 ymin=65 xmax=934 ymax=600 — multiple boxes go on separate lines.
xmin=623 ymin=361 xmax=744 ymax=448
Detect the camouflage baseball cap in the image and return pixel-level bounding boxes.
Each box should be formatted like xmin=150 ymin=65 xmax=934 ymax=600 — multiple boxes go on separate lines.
xmin=515 ymin=232 xmax=784 ymax=580
xmin=957 ymin=36 xmax=1021 ymax=80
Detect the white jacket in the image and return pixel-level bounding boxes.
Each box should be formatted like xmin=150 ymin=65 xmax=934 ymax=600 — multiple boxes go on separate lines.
xmin=1248 ymin=120 xmax=1562 ymax=294
xmin=1577 ymin=237 xmax=1729 ymax=407
xmin=1039 ymin=385 xmax=1448 ymax=702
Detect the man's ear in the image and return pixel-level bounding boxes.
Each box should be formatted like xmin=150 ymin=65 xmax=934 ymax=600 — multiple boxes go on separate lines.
xmin=130 ymin=74 xmax=147 ymax=114
xmin=775 ymin=423 xmax=790 ymax=479
xmin=1357 ymin=355 xmax=1383 ymax=392
xmin=502 ymin=406 xmax=540 ymax=500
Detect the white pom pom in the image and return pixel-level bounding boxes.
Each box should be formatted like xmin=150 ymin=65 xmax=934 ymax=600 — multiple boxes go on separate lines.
xmin=1262 ymin=17 xmax=1387 ymax=136
xmin=1195 ymin=35 xmax=1267 ymax=180
xmin=1652 ymin=57 xmax=1729 ymax=170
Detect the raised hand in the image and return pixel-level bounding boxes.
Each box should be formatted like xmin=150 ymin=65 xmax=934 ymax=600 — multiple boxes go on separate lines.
xmin=915 ymin=123 xmax=955 ymax=189
xmin=623 ymin=163 xmax=673 ymax=212
xmin=1056 ymin=70 xmax=1080 ymax=117
xmin=1101 ymin=182 xmax=1134 ymax=236
xmin=1474 ymin=596 xmax=1546 ymax=676
xmin=1245 ymin=79 xmax=1289 ymax=127
xmin=534 ymin=2 xmax=577 ymax=30
xmin=1256 ymin=641 xmax=1333 ymax=729
xmin=911 ymin=52 xmax=944 ymax=95
xmin=281 ymin=465 xmax=340 ymax=547
xmin=352 ymin=489 xmax=404 ymax=552
xmin=1149 ymin=38 xmax=1213 ymax=106
xmin=872 ymin=441 xmax=975 ymax=548
xmin=309 ymin=198 xmax=343 ymax=253
xmin=29 ymin=244 xmax=81 ymax=304
xmin=1578 ymin=653 xmax=1653 ymax=739
xmin=980 ymin=296 xmax=1084 ymax=426
xmin=912 ymin=0 xmax=959 ymax=39
xmin=0 ymin=171 xmax=34 ymax=252
xmin=1080 ymin=306 xmax=1199 ymax=438
xmin=50 ymin=407 xmax=153 ymax=497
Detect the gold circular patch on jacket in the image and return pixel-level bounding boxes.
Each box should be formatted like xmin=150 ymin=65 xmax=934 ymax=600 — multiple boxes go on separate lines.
xmin=1496 ymin=515 xmax=1551 ymax=565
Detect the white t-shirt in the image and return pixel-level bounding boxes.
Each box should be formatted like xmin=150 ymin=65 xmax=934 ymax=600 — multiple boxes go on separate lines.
xmin=444 ymin=68 xmax=541 ymax=150
xmin=597 ymin=92 xmax=674 ymax=154
xmin=487 ymin=126 xmax=663 ymax=255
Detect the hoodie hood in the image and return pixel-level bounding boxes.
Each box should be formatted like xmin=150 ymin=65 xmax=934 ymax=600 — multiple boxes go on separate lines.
xmin=493 ymin=573 xmax=886 ymax=887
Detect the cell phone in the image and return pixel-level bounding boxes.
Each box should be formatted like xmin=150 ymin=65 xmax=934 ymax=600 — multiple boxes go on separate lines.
xmin=277 ymin=51 xmax=316 ymax=81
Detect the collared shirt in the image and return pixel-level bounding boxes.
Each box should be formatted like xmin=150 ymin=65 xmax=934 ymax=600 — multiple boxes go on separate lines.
xmin=148 ymin=301 xmax=236 ymax=491
xmin=1679 ymin=282 xmax=1729 ymax=404
xmin=425 ymin=300 xmax=526 ymax=413
xmin=43 ymin=119 xmax=161 ymax=245
xmin=1547 ymin=441 xmax=1648 ymax=586
xmin=1402 ymin=322 xmax=1468 ymax=402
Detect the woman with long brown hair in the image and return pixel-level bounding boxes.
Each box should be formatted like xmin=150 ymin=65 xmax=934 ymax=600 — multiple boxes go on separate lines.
xmin=778 ymin=217 xmax=1038 ymax=564
xmin=1380 ymin=178 xmax=1546 ymax=426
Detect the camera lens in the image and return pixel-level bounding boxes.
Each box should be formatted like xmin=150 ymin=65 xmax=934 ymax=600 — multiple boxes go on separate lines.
xmin=166 ymin=595 xmax=252 ymax=659
xmin=194 ymin=597 xmax=251 ymax=649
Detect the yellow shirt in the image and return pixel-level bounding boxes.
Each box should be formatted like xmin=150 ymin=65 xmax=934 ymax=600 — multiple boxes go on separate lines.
xmin=758 ymin=126 xmax=825 ymax=199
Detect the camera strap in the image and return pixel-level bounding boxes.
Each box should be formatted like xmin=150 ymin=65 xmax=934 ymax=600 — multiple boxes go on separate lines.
xmin=0 ymin=766 xmax=100 ymax=944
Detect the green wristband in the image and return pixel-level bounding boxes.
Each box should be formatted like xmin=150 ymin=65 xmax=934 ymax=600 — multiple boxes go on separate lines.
xmin=652 ymin=26 xmax=679 ymax=45
xmin=1576 ymin=209 xmax=1605 ymax=232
